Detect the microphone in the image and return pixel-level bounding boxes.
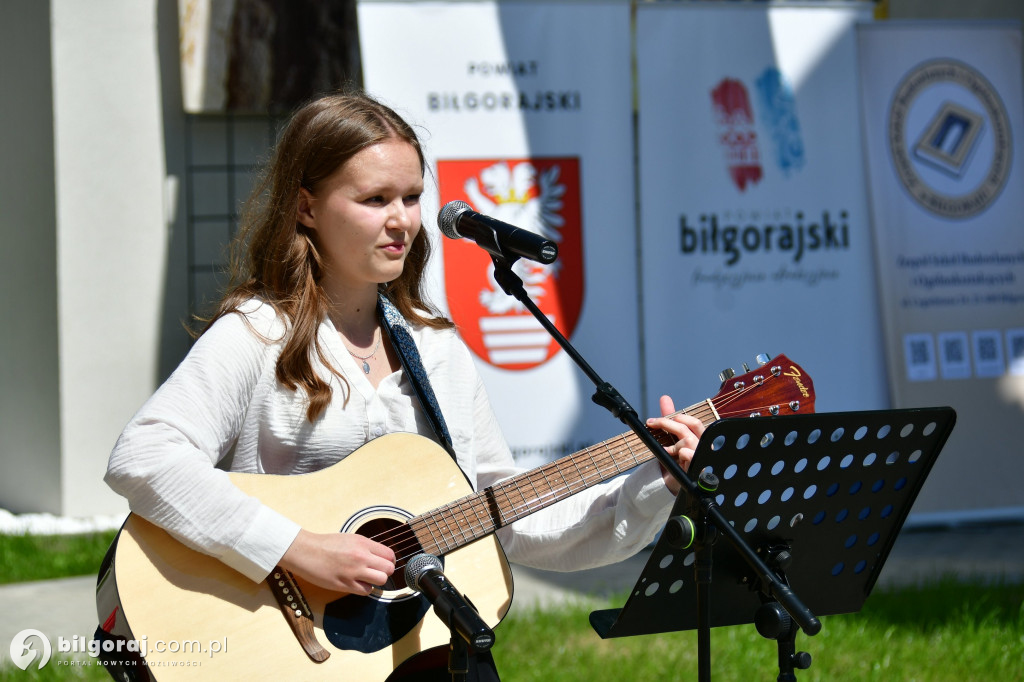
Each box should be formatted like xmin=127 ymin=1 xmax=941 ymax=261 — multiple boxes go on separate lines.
xmin=437 ymin=200 xmax=558 ymax=264
xmin=404 ymin=553 xmax=496 ymax=651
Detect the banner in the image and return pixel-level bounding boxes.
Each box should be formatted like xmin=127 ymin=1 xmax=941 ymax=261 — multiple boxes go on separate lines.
xmin=858 ymin=21 xmax=1024 ymax=514
xmin=358 ymin=0 xmax=637 ymax=467
xmin=635 ymin=3 xmax=887 ymax=417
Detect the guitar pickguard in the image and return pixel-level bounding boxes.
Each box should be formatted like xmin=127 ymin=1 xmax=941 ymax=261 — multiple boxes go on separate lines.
xmin=323 ymin=592 xmax=430 ymax=653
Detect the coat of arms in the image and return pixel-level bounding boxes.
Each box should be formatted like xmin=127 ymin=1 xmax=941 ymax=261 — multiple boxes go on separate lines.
xmin=437 ymin=157 xmax=584 ymax=370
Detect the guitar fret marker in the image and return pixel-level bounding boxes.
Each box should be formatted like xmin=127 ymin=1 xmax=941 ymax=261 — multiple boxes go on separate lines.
xmin=437 ymin=514 xmax=458 ymax=550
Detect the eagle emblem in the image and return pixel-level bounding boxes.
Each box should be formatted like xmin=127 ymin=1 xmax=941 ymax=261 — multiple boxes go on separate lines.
xmin=438 ymin=157 xmax=584 ymax=370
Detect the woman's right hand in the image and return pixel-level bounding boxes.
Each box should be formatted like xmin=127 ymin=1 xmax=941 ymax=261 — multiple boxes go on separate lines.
xmin=279 ymin=529 xmax=396 ymax=595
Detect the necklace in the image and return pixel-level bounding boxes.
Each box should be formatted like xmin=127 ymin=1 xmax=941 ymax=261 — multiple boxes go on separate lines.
xmin=345 ymin=328 xmax=381 ymax=374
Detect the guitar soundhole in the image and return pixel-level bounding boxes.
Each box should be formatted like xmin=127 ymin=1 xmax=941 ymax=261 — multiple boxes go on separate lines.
xmin=324 ymin=514 xmax=431 ymax=654
xmin=354 ymin=517 xmax=423 ymax=592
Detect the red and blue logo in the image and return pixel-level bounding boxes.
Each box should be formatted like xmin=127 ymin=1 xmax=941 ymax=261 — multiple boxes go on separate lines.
xmin=711 ymin=67 xmax=805 ymax=192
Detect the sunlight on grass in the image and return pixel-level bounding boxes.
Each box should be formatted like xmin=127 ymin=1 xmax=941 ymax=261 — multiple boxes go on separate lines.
xmin=0 ymin=658 xmax=109 ymax=682
xmin=1 ymin=533 xmax=1021 ymax=681
xmin=0 ymin=531 xmax=117 ymax=585
xmin=494 ymin=582 xmax=1024 ymax=682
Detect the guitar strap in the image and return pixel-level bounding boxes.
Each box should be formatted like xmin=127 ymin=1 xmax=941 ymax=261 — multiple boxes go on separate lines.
xmin=378 ymin=295 xmax=457 ymax=460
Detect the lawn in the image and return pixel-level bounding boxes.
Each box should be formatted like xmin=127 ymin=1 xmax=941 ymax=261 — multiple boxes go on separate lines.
xmin=0 ymin=531 xmax=117 ymax=585
xmin=1 ymin=532 xmax=1021 ymax=681
xmin=495 ymin=580 xmax=1024 ymax=681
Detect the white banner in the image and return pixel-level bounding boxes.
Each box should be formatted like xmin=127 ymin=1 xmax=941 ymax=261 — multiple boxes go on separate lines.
xmin=358 ymin=1 xmax=637 ymax=466
xmin=635 ymin=3 xmax=887 ymax=416
xmin=858 ymin=21 xmax=1024 ymax=514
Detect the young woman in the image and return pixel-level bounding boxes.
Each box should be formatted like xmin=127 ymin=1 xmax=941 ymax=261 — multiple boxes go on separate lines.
xmin=104 ymin=91 xmax=704 ymax=680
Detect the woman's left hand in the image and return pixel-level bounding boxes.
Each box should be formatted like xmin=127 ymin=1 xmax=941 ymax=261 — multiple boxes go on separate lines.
xmin=645 ymin=395 xmax=706 ymax=495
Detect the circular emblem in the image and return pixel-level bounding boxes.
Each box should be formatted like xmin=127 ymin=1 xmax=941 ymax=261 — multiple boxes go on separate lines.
xmin=888 ymin=59 xmax=1012 ymax=219
xmin=9 ymin=629 xmax=52 ymax=671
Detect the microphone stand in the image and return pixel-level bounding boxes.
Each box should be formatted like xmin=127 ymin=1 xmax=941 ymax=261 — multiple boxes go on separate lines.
xmin=485 ymin=254 xmax=821 ymax=682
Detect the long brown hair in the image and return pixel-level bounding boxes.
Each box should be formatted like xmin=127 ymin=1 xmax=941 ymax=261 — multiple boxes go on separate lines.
xmin=208 ymin=91 xmax=451 ymax=422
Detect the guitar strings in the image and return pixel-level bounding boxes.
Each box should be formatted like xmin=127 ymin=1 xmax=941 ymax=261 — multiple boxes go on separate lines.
xmin=362 ymin=374 xmax=792 ymax=569
xmin=372 ymin=385 xmax=782 ymax=566
xmin=367 ymin=433 xmax=667 ymax=566
xmin=411 ymin=375 xmax=792 ymax=553
xmin=362 ymin=407 xmax=695 ymax=561
xmin=366 ymin=379 xmax=783 ymax=567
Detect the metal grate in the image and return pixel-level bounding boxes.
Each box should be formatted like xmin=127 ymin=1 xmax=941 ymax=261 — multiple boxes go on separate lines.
xmin=184 ymin=114 xmax=282 ymax=318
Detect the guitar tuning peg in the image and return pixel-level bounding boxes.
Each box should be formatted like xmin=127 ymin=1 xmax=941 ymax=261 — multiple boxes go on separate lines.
xmin=755 ymin=353 xmax=771 ymax=366
xmin=719 ymin=367 xmax=736 ymax=385
xmin=742 ymin=363 xmax=750 ymax=372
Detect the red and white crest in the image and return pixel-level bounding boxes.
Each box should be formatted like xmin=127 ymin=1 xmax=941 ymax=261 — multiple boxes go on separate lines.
xmin=711 ymin=78 xmax=763 ymax=192
xmin=438 ymin=157 xmax=584 ymax=370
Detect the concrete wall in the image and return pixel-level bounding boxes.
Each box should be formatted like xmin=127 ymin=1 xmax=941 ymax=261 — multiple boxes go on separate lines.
xmin=0 ymin=0 xmax=190 ymax=516
xmin=51 ymin=0 xmax=190 ymax=516
xmin=0 ymin=1 xmax=62 ymax=514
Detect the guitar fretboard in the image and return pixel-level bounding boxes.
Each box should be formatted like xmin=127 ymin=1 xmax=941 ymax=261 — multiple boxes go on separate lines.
xmin=408 ymin=399 xmax=718 ymax=558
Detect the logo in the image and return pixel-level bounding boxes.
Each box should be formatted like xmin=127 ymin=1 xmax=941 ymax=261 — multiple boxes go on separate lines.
xmin=680 ymin=209 xmax=850 ymax=266
xmin=712 ymin=78 xmax=763 ymax=191
xmin=10 ymin=629 xmax=52 ymax=670
xmin=889 ymin=59 xmax=1012 ymax=219
xmin=711 ymin=68 xmax=806 ymax=192
xmin=437 ymin=158 xmax=584 ymax=370
xmin=783 ymin=366 xmax=811 ymax=399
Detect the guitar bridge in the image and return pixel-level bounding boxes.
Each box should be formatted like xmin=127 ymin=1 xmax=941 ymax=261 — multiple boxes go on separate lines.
xmin=268 ymin=567 xmax=330 ymax=663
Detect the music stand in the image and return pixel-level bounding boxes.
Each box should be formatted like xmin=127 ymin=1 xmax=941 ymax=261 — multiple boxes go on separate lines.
xmin=591 ymin=407 xmax=956 ymax=681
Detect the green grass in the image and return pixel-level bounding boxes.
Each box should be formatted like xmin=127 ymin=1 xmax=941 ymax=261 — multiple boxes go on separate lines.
xmin=0 ymin=531 xmax=117 ymax=585
xmin=1 ymin=532 xmax=116 ymax=681
xmin=2 ymin=533 xmax=1022 ymax=680
xmin=0 ymin=660 xmax=108 ymax=681
xmin=494 ymin=581 xmax=1024 ymax=681
xmin=1 ymin=585 xmax=1022 ymax=681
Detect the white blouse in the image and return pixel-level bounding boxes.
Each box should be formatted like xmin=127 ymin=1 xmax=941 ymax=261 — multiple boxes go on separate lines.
xmin=105 ymin=300 xmax=676 ymax=583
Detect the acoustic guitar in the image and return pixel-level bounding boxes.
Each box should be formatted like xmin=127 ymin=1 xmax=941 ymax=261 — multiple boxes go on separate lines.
xmin=98 ymin=354 xmax=813 ymax=680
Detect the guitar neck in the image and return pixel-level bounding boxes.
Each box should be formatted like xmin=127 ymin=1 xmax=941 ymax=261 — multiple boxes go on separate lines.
xmin=408 ymin=398 xmax=719 ymax=559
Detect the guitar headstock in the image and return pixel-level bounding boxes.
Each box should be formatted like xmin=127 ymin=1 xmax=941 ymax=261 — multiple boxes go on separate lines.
xmin=709 ymin=353 xmax=815 ymax=420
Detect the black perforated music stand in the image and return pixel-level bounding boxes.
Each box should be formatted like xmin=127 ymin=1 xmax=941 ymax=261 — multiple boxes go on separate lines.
xmin=591 ymin=407 xmax=956 ymax=680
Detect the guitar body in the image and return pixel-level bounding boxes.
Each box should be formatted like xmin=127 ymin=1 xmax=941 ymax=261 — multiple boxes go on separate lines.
xmin=107 ymin=433 xmax=512 ymax=681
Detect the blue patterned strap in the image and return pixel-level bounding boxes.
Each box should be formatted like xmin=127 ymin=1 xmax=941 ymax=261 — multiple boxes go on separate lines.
xmin=377 ymin=295 xmax=456 ymax=459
